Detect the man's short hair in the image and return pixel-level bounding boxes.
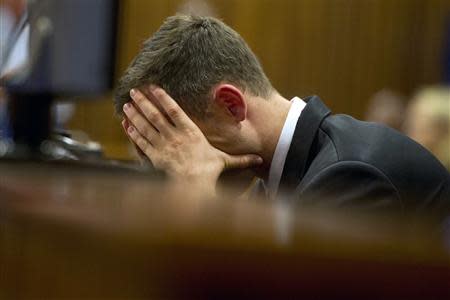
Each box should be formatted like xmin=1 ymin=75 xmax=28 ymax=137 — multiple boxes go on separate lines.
xmin=115 ymin=15 xmax=273 ymax=118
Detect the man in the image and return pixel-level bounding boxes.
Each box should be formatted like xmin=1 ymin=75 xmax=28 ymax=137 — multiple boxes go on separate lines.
xmin=115 ymin=15 xmax=450 ymax=220
xmin=365 ymin=89 xmax=406 ymax=132
xmin=0 ymin=0 xmax=28 ymax=140
xmin=404 ymin=86 xmax=450 ymax=170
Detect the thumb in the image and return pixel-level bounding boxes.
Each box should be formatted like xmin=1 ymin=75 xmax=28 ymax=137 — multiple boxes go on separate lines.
xmin=223 ymin=153 xmax=263 ymax=170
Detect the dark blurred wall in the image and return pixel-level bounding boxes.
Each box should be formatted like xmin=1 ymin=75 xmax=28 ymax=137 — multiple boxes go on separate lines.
xmin=68 ymin=0 xmax=450 ymax=159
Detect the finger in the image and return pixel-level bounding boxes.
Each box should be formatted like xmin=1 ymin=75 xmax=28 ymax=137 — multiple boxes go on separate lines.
xmin=130 ymin=89 xmax=173 ymax=136
xmin=123 ymin=102 xmax=161 ymax=146
xmin=122 ymin=118 xmax=133 ymax=133
xmin=121 ymin=119 xmax=128 ymax=131
xmin=149 ymin=86 xmax=196 ymax=129
xmin=127 ymin=125 xmax=155 ymax=159
xmin=223 ymin=154 xmax=263 ymax=170
xmin=122 ymin=119 xmax=146 ymax=158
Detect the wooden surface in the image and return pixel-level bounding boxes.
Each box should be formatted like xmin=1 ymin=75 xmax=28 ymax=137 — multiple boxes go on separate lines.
xmin=1 ymin=160 xmax=450 ymax=299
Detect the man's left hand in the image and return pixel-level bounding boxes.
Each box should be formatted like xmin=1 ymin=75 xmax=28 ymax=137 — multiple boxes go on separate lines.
xmin=122 ymin=86 xmax=263 ymax=197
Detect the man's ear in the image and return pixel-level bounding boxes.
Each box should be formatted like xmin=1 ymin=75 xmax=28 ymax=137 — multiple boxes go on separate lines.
xmin=213 ymin=84 xmax=247 ymax=122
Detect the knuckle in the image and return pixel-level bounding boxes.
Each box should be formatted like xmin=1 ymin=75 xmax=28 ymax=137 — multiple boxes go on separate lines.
xmin=167 ymin=107 xmax=179 ymax=119
xmin=142 ymin=128 xmax=152 ymax=139
xmin=141 ymin=125 xmax=153 ymax=138
xmin=148 ymin=111 xmax=160 ymax=122
xmin=134 ymin=120 xmax=145 ymax=132
xmin=170 ymin=138 xmax=182 ymax=148
xmin=137 ymin=137 xmax=147 ymax=149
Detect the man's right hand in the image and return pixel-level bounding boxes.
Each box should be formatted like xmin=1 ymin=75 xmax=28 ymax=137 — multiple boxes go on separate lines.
xmin=122 ymin=87 xmax=263 ymax=197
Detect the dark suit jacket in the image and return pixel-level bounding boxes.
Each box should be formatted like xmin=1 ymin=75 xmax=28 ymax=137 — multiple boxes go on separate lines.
xmin=270 ymin=96 xmax=450 ymax=220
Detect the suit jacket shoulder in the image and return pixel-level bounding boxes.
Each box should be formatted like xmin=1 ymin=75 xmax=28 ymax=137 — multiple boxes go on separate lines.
xmin=279 ymin=96 xmax=450 ymax=219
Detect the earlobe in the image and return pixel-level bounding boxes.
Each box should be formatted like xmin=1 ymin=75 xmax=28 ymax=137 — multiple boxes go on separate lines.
xmin=214 ymin=84 xmax=247 ymax=122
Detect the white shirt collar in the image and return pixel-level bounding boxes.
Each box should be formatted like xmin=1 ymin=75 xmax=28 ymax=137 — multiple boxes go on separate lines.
xmin=266 ymin=97 xmax=306 ymax=199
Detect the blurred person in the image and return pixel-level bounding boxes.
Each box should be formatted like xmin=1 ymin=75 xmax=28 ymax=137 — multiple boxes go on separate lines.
xmin=404 ymin=86 xmax=450 ymax=170
xmin=1 ymin=1 xmax=77 ymax=147
xmin=0 ymin=0 xmax=28 ymax=76
xmin=0 ymin=87 xmax=8 ymax=140
xmin=52 ymin=102 xmax=75 ymax=131
xmin=365 ymin=89 xmax=406 ymax=131
xmin=0 ymin=0 xmax=26 ymax=56
xmin=0 ymin=0 xmax=27 ymax=140
xmin=115 ymin=16 xmax=450 ymax=220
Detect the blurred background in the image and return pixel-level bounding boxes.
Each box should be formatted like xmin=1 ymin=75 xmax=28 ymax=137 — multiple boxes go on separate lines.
xmin=1 ymin=2 xmax=450 ymax=297
xmin=2 ymin=0 xmax=450 ymax=165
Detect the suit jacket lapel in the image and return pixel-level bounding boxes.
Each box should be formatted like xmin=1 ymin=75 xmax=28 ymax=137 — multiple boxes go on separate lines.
xmin=279 ymin=96 xmax=331 ymax=193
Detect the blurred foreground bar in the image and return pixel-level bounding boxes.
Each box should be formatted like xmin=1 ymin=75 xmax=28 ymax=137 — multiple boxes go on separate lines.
xmin=1 ymin=161 xmax=449 ymax=299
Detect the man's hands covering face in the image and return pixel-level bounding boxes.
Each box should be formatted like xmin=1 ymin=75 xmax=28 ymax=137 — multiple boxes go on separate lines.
xmin=122 ymin=87 xmax=263 ymax=197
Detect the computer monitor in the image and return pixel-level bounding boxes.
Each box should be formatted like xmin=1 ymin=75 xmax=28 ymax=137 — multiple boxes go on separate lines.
xmin=2 ymin=0 xmax=118 ymax=96
xmin=0 ymin=0 xmax=119 ymax=158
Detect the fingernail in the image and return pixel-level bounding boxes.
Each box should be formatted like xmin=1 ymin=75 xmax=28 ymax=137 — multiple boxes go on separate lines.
xmin=127 ymin=126 xmax=134 ymax=134
xmin=130 ymin=89 xmax=136 ymax=97
xmin=123 ymin=103 xmax=130 ymax=111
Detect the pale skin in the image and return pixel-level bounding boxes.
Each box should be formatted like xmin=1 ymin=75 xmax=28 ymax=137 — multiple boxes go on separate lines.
xmin=122 ymin=84 xmax=292 ymax=198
